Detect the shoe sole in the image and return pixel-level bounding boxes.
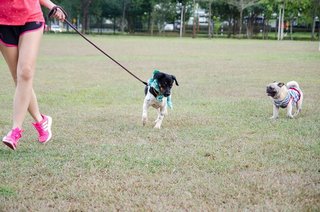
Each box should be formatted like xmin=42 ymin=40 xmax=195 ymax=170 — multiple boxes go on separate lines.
xmin=2 ymin=139 xmax=16 ymax=150
xmin=41 ymin=116 xmax=52 ymax=144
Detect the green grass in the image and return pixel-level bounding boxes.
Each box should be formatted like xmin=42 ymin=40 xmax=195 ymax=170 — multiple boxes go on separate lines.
xmin=0 ymin=35 xmax=319 ymax=210
xmin=0 ymin=186 xmax=16 ymax=197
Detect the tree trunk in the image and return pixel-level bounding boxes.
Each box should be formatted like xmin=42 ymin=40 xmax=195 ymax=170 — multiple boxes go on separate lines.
xmin=183 ymin=6 xmax=186 ymax=35
xmin=121 ymin=0 xmax=126 ymax=33
xmin=180 ymin=5 xmax=184 ymax=38
xmin=228 ymin=17 xmax=232 ymax=38
xmin=82 ymin=9 xmax=88 ymax=33
xmin=311 ymin=16 xmax=316 ymax=41
xmin=290 ymin=19 xmax=293 ymax=40
xmin=150 ymin=12 xmax=154 ymax=36
xmin=246 ymin=19 xmax=249 ymax=38
xmin=192 ymin=2 xmax=196 ymax=38
xmin=280 ymin=6 xmax=285 ymax=40
xmin=277 ymin=6 xmax=281 ymax=40
xmin=208 ymin=1 xmax=212 ymax=38
xmin=263 ymin=18 xmax=267 ymax=39
xmin=81 ymin=0 xmax=92 ymax=34
xmin=113 ymin=17 xmax=116 ymax=34
xmin=247 ymin=13 xmax=255 ymax=39
xmin=239 ymin=9 xmax=243 ymax=38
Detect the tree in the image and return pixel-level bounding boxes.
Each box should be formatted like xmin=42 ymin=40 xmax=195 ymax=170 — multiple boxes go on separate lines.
xmin=198 ymin=0 xmax=218 ymax=38
xmin=124 ymin=0 xmax=153 ymax=33
xmin=284 ymin=0 xmax=309 ymax=40
xmin=144 ymin=0 xmax=158 ymax=34
xmin=80 ymin=0 xmax=93 ymax=33
xmin=310 ymin=0 xmax=320 ymax=40
xmin=259 ymin=0 xmax=278 ymax=39
xmin=175 ymin=0 xmax=194 ymax=36
xmin=58 ymin=0 xmax=93 ymax=33
xmin=226 ymin=0 xmax=261 ymax=37
xmin=243 ymin=3 xmax=264 ymax=38
xmin=211 ymin=1 xmax=239 ymax=37
xmin=101 ymin=0 xmax=122 ymax=33
xmin=151 ymin=1 xmax=176 ymax=34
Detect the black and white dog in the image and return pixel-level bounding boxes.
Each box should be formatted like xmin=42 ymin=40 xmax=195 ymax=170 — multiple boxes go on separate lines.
xmin=142 ymin=70 xmax=179 ymax=129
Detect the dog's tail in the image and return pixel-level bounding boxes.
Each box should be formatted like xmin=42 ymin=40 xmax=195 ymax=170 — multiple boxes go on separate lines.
xmin=286 ymin=81 xmax=300 ymax=90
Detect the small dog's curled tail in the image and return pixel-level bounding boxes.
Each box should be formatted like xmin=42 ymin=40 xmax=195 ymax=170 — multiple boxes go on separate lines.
xmin=286 ymin=81 xmax=300 ymax=90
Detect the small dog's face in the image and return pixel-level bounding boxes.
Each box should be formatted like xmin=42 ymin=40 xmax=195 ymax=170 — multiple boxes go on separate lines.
xmin=154 ymin=72 xmax=179 ymax=97
xmin=266 ymin=82 xmax=285 ymax=98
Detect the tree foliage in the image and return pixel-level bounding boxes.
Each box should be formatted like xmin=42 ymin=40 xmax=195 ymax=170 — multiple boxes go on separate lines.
xmin=52 ymin=0 xmax=319 ymax=38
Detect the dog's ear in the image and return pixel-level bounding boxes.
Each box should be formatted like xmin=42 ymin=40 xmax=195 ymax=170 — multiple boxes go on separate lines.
xmin=278 ymin=82 xmax=285 ymax=87
xmin=172 ymin=75 xmax=179 ymax=86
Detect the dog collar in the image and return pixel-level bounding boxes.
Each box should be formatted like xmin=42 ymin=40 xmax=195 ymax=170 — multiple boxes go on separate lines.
xmin=149 ymin=86 xmax=160 ymax=98
xmin=148 ymin=78 xmax=163 ymax=100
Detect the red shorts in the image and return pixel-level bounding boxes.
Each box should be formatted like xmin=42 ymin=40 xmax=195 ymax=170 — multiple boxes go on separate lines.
xmin=0 ymin=22 xmax=44 ymax=47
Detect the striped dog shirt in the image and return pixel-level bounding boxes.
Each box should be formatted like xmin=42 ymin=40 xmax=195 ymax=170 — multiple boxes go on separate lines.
xmin=274 ymin=88 xmax=301 ymax=108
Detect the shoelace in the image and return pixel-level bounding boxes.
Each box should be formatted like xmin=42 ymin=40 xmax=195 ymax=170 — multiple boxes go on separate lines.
xmin=10 ymin=128 xmax=22 ymax=140
xmin=35 ymin=122 xmax=48 ymax=136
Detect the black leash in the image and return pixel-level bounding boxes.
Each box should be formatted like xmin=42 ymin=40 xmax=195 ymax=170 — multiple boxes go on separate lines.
xmin=48 ymin=6 xmax=148 ymax=86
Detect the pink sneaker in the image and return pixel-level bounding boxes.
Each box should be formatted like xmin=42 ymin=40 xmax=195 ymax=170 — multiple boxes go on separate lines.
xmin=32 ymin=114 xmax=52 ymax=143
xmin=2 ymin=128 xmax=23 ymax=150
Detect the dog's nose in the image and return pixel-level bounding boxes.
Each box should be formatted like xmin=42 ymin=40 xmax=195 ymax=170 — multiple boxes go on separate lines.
xmin=163 ymin=92 xmax=170 ymax=97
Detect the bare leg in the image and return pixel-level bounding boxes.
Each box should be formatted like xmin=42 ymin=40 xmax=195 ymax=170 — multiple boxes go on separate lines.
xmin=0 ymin=45 xmax=42 ymax=123
xmin=0 ymin=28 xmax=43 ymax=129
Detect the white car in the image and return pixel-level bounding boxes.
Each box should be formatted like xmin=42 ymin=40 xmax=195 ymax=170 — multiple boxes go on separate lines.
xmin=50 ymin=24 xmax=62 ymax=33
xmin=164 ymin=23 xmax=174 ymax=31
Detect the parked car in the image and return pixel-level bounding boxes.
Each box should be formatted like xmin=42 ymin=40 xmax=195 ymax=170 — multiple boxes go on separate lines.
xmin=50 ymin=24 xmax=62 ymax=33
xmin=164 ymin=23 xmax=174 ymax=31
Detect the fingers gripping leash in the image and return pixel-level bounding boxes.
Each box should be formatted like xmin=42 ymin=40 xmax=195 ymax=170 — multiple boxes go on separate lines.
xmin=48 ymin=6 xmax=148 ymax=86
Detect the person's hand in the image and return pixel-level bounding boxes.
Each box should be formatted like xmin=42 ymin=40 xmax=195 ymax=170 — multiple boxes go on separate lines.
xmin=48 ymin=6 xmax=67 ymax=22
xmin=51 ymin=6 xmax=66 ymax=22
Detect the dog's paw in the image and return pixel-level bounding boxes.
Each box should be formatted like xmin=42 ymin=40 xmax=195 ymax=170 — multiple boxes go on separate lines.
xmin=293 ymin=110 xmax=301 ymax=117
xmin=287 ymin=114 xmax=294 ymax=119
xmin=142 ymin=117 xmax=147 ymax=126
xmin=154 ymin=124 xmax=161 ymax=129
xmin=270 ymin=116 xmax=278 ymax=120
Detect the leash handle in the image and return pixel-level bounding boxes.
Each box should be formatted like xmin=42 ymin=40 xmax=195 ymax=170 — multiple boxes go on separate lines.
xmin=48 ymin=5 xmax=68 ymax=19
xmin=48 ymin=6 xmax=148 ymax=86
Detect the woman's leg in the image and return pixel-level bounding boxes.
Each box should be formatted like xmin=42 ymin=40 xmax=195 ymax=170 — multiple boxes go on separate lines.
xmin=12 ymin=28 xmax=43 ymax=129
xmin=0 ymin=45 xmax=42 ymax=125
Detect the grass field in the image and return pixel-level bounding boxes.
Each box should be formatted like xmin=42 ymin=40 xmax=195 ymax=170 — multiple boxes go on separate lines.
xmin=0 ymin=35 xmax=319 ymax=211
